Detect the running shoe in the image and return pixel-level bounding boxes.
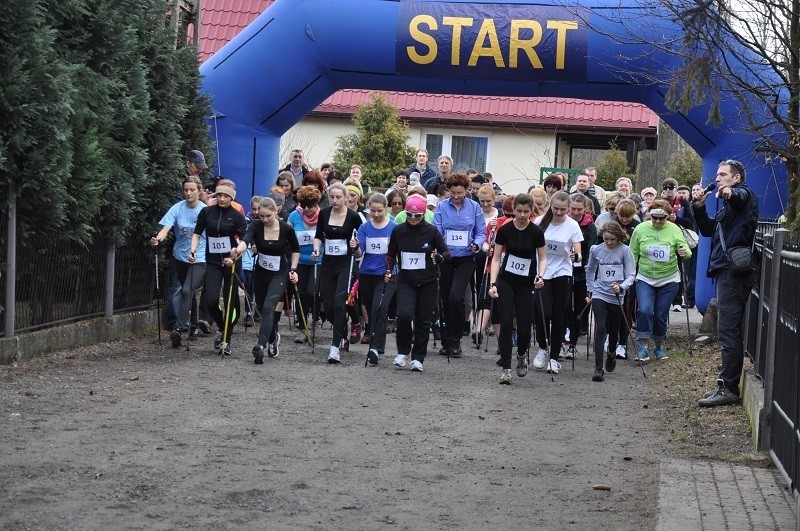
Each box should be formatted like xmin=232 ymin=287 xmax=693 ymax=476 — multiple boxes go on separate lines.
xmin=197 ymin=320 xmax=212 ymax=335
xmin=294 ymin=331 xmax=308 ymax=344
xmin=516 ymin=355 xmax=528 ymax=377
xmin=367 ymin=349 xmax=380 ymax=365
xmin=533 ymin=348 xmax=548 ymax=370
xmin=499 ymin=369 xmax=512 ymax=385
xmin=213 ymin=331 xmax=223 ymax=350
xmin=592 ymin=367 xmax=604 ymax=382
xmin=450 ymin=345 xmax=463 ymax=358
xmin=563 ymin=345 xmax=576 ymax=360
xmin=243 ymin=313 xmax=254 ymax=327
xmin=654 ymin=347 xmax=668 ymax=360
xmin=349 ymin=322 xmax=362 ymax=344
xmin=170 ymin=329 xmax=182 ymax=348
xmin=671 ymin=304 xmax=682 ymax=312
xmin=410 ymin=360 xmax=424 ymax=372
xmin=615 ymin=345 xmax=627 ymax=359
xmin=393 ymin=354 xmax=408 ymax=368
xmin=327 ymin=346 xmax=341 ymax=364
xmin=268 ymin=332 xmax=280 ymax=358
xmin=252 ymin=345 xmax=265 ymax=364
xmin=636 ymin=346 xmax=650 ymax=362
xmin=360 ymin=333 xmax=371 ymax=345
xmin=546 ymin=359 xmax=561 ymax=374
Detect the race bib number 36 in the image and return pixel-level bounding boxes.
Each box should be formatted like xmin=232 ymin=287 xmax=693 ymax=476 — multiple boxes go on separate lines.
xmin=401 ymin=252 xmax=425 ymax=270
xmin=446 ymin=230 xmax=469 ymax=247
xmin=647 ymin=245 xmax=670 ymax=263
xmin=326 ymin=239 xmax=347 ymax=256
xmin=505 ymin=254 xmax=531 ymax=276
xmin=208 ymin=236 xmax=231 ymax=254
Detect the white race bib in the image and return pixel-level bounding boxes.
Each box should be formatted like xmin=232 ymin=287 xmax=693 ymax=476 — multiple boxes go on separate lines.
xmin=325 ymin=239 xmax=347 ymax=256
xmin=598 ymin=263 xmax=623 ymax=281
xmin=505 ymin=254 xmax=531 ymax=276
xmin=401 ymin=252 xmax=425 ymax=270
xmin=257 ymin=253 xmax=281 ymax=271
xmin=296 ymin=230 xmax=315 ymax=246
xmin=365 ymin=237 xmax=389 ymax=254
xmin=545 ymin=239 xmax=565 ymax=257
xmin=446 ymin=230 xmax=469 ymax=247
xmin=647 ymin=245 xmax=670 ymax=263
xmin=208 ymin=236 xmax=231 ymax=254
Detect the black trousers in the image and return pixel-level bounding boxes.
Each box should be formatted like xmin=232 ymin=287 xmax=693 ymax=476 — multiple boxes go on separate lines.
xmin=201 ymin=260 xmax=241 ymax=343
xmin=496 ymin=276 xmax=535 ymax=370
xmin=359 ymin=274 xmax=397 ymax=354
xmin=716 ymin=269 xmax=753 ymax=395
xmin=254 ymin=268 xmax=288 ymax=347
xmin=533 ymin=275 xmax=571 ymax=360
xmin=439 ymin=255 xmax=475 ymax=349
xmin=173 ymin=260 xmax=204 ymax=331
xmin=591 ymin=299 xmax=623 ymax=369
xmin=319 ymin=257 xmax=358 ymax=347
xmin=567 ymin=277 xmax=589 ymax=345
xmin=396 ymin=280 xmax=438 ymax=362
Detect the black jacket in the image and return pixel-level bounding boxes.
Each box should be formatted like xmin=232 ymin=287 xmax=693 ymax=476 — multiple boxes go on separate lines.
xmin=407 ymin=164 xmax=436 ymax=185
xmin=692 ymin=182 xmax=758 ymax=277
xmin=386 ymin=220 xmax=451 ymax=287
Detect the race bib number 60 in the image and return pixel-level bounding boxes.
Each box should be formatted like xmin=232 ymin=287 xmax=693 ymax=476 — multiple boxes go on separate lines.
xmin=647 ymin=245 xmax=670 ymax=263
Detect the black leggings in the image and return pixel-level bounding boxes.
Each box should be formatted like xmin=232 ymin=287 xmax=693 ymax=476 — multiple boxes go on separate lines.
xmin=202 ymin=260 xmax=241 ymax=343
xmin=496 ymin=276 xmax=535 ymax=370
xmin=254 ymin=268 xmax=288 ymax=347
xmin=319 ymin=257 xmax=358 ymax=347
xmin=591 ymin=299 xmax=623 ymax=369
xmin=359 ymin=274 xmax=397 ymax=354
xmin=173 ymin=260 xmax=204 ymax=330
xmin=533 ymin=275 xmax=572 ymax=360
xmin=439 ymin=255 xmax=475 ymax=348
xmin=567 ymin=278 xmax=588 ymax=345
xmin=396 ymin=280 xmax=438 ymax=362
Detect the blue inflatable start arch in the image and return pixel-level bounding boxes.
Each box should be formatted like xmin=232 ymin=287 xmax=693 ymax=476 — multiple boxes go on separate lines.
xmin=199 ymin=0 xmax=788 ymax=312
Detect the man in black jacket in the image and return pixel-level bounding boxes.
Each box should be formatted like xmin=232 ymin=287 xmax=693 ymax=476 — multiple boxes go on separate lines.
xmin=693 ymin=160 xmax=759 ymax=407
xmin=407 ymin=149 xmax=436 ymax=186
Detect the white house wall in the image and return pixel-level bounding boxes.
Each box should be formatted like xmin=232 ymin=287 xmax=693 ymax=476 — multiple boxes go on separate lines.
xmin=279 ymin=117 xmax=557 ymax=195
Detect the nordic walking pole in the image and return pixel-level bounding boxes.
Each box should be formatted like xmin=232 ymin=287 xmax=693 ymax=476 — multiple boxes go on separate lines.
xmin=233 ymin=272 xmax=261 ymax=323
xmin=343 ymin=229 xmax=358 ymax=351
xmin=535 ymin=288 xmax=554 ymax=382
xmin=616 ymin=292 xmax=646 ymax=378
xmin=312 ymin=262 xmax=319 ymax=355
xmin=586 ymin=303 xmax=592 ymax=361
xmin=153 ymin=239 xmax=162 ymax=345
xmin=186 ymin=265 xmax=194 ymax=352
xmin=365 ymin=280 xmax=389 ymax=367
xmin=293 ymin=283 xmax=311 ymax=344
xmin=678 ymin=258 xmax=693 ymax=356
xmin=220 ymin=259 xmax=237 ymax=357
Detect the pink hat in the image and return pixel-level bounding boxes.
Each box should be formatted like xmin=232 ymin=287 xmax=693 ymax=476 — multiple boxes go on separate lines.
xmin=406 ymin=195 xmax=427 ymax=213
xmin=641 ymin=187 xmax=657 ymax=197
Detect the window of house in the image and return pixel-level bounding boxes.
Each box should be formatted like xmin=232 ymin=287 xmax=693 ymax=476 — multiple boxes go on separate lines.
xmin=425 ymin=132 xmax=489 ymax=173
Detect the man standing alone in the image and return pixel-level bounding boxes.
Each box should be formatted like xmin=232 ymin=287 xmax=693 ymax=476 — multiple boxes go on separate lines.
xmin=693 ymin=160 xmax=759 ymax=407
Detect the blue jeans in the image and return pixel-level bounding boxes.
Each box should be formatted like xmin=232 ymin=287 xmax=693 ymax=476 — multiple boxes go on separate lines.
xmin=635 ymin=280 xmax=679 ymax=341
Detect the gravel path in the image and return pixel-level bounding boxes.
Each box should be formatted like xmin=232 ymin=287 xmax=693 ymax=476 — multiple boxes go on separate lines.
xmin=1 ymin=323 xmax=665 ymax=529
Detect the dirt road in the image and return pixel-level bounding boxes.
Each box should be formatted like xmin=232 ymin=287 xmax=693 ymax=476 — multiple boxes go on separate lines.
xmin=2 ymin=325 xmax=665 ymax=529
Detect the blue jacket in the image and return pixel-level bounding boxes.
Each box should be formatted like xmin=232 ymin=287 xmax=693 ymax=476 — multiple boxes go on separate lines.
xmin=692 ymin=182 xmax=758 ymax=277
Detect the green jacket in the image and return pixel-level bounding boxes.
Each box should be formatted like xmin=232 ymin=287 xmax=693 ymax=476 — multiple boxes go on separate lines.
xmin=630 ymin=221 xmax=691 ymax=279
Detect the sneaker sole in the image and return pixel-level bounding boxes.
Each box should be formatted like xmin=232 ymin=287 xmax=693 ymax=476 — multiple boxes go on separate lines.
xmin=499 ymin=379 xmax=511 ymax=385
xmin=367 ymin=351 xmax=379 ymax=365
xmin=410 ymin=367 xmax=423 ymax=372
xmin=592 ymin=374 xmax=604 ymax=382
xmin=197 ymin=321 xmax=212 ymax=335
xmin=327 ymin=358 xmax=340 ymax=364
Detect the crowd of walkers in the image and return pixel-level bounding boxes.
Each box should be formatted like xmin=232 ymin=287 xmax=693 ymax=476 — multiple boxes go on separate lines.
xmin=153 ymin=149 xmax=731 ymax=392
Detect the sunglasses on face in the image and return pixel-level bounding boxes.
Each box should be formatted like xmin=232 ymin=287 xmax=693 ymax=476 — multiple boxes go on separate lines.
xmin=651 ymin=215 xmax=667 ymax=221
xmin=663 ymin=184 xmax=675 ymax=190
xmin=300 ymin=202 xmax=317 ymax=208
xmin=406 ymin=211 xmax=424 ymax=219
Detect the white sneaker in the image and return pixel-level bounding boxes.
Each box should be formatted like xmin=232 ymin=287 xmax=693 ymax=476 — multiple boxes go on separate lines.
xmin=615 ymin=344 xmax=627 ymax=359
xmin=393 ymin=354 xmax=408 ymax=368
xmin=499 ymin=369 xmax=512 ymax=385
xmin=533 ymin=349 xmax=548 ymax=369
xmin=563 ymin=345 xmax=576 ymax=360
xmin=410 ymin=360 xmax=424 ymax=372
xmin=564 ymin=328 xmax=570 ymax=342
xmin=546 ymin=359 xmax=561 ymax=374
xmin=268 ymin=332 xmax=280 ymax=358
xmin=327 ymin=346 xmax=341 ymax=364
xmin=672 ymin=304 xmax=682 ymax=312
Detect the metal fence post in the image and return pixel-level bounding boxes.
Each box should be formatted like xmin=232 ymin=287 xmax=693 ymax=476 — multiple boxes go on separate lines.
xmin=759 ymin=228 xmax=788 ymax=452
xmin=4 ymin=181 xmax=16 ymax=338
xmin=105 ymin=243 xmax=115 ymax=318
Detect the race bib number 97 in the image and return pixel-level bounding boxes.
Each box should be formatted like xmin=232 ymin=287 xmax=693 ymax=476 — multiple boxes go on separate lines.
xmin=598 ymin=264 xmax=623 ymax=280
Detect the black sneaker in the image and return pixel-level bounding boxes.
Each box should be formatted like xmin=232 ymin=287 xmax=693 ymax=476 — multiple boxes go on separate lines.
xmin=243 ymin=313 xmax=254 ymax=327
xmin=349 ymin=322 xmax=362 ymax=344
xmin=253 ymin=313 xmax=261 ymax=323
xmin=450 ymin=345 xmax=463 ymax=358
xmin=268 ymin=332 xmax=280 ymax=358
xmin=188 ymin=327 xmax=200 ymax=341
xmin=439 ymin=346 xmax=450 ymax=357
xmin=252 ymin=345 xmax=264 ymax=364
xmin=367 ymin=349 xmax=380 ymax=365
xmin=516 ymin=354 xmax=528 ymax=377
xmin=592 ymin=367 xmax=604 ymax=382
xmin=170 ymin=329 xmax=182 ymax=348
xmin=605 ymin=353 xmax=616 ymax=373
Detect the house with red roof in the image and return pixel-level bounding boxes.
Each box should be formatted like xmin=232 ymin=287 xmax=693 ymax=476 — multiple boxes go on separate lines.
xmin=195 ymin=0 xmax=658 ymax=193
